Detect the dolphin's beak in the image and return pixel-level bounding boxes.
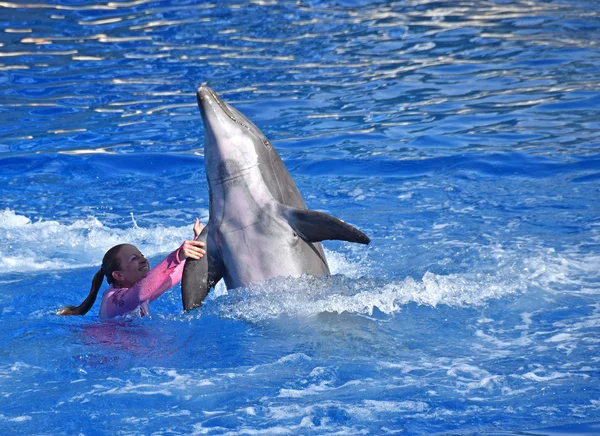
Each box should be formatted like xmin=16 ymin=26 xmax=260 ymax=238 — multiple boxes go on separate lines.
xmin=196 ymin=85 xmax=214 ymax=111
xmin=196 ymin=86 xmax=237 ymax=123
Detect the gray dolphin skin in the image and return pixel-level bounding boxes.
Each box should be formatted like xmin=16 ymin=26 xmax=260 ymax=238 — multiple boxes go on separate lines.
xmin=181 ymin=86 xmax=370 ymax=310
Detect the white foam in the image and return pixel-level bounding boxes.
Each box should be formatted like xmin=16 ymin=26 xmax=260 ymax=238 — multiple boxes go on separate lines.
xmin=525 ymin=247 xmax=600 ymax=295
xmin=546 ymin=333 xmax=573 ymax=343
xmin=363 ymin=400 xmax=429 ymax=413
xmin=325 ymin=248 xmax=371 ymax=279
xmin=247 ymin=353 xmax=312 ymax=374
xmin=208 ymin=267 xmax=526 ymax=321
xmin=3 ymin=208 xmax=592 ymax=322
xmin=0 ymin=209 xmax=201 ymax=273
xmin=0 ymin=415 xmax=32 ymax=423
xmin=522 ymin=371 xmax=570 ymax=382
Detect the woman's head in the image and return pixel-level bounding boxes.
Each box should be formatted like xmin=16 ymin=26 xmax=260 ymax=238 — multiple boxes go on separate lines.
xmin=105 ymin=244 xmax=149 ymax=288
xmin=57 ymin=243 xmax=148 ymax=316
xmin=101 ymin=244 xmax=125 ymax=285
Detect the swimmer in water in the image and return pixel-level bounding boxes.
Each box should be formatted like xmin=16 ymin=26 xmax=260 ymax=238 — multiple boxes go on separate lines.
xmin=57 ymin=218 xmax=205 ymax=319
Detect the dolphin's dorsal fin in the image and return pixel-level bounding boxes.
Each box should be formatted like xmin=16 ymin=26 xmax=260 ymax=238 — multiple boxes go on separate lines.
xmin=281 ymin=205 xmax=370 ymax=245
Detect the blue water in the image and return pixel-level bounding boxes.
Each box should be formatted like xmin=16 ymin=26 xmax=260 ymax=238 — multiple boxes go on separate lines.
xmin=1 ymin=0 xmax=599 ymax=434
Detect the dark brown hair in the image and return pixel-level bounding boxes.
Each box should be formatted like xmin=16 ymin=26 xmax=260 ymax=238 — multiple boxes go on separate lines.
xmin=56 ymin=244 xmax=127 ymax=316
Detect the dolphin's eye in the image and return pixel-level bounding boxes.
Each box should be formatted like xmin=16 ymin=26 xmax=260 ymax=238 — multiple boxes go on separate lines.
xmin=263 ymin=139 xmax=272 ymax=149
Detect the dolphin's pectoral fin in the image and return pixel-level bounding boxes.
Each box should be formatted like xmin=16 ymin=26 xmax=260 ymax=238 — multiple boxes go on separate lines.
xmin=282 ymin=206 xmax=370 ymax=245
xmin=181 ymin=225 xmax=224 ymax=312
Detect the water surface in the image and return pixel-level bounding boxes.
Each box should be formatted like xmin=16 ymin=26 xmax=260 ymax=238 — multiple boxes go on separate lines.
xmin=1 ymin=0 xmax=599 ymax=434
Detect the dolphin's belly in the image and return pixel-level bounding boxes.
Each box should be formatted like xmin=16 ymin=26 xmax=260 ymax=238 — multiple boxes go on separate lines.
xmin=210 ymin=165 xmax=331 ymax=289
xmin=216 ymin=217 xmax=328 ymax=289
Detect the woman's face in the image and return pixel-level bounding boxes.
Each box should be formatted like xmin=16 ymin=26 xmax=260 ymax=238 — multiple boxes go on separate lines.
xmin=113 ymin=244 xmax=150 ymax=288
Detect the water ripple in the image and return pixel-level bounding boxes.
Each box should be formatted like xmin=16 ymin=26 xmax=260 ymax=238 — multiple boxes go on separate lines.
xmin=0 ymin=0 xmax=597 ymax=157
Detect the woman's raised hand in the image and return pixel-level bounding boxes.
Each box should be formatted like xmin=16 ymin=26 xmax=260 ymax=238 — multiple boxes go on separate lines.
xmin=179 ymin=239 xmax=206 ymax=261
xmin=193 ymin=218 xmax=204 ymax=240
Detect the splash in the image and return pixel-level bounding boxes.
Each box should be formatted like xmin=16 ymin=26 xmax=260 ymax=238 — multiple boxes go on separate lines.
xmin=1 ymin=209 xmax=581 ymax=317
xmin=0 ymin=209 xmax=196 ymax=273
xmin=203 ymin=267 xmax=527 ymax=322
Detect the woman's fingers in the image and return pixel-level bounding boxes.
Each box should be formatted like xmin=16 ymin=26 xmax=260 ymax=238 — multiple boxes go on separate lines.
xmin=185 ymin=240 xmax=205 ymax=247
xmin=56 ymin=306 xmax=75 ymax=316
xmin=183 ymin=240 xmax=205 ymax=249
xmin=193 ymin=218 xmax=205 ymax=239
xmin=181 ymin=240 xmax=206 ymax=259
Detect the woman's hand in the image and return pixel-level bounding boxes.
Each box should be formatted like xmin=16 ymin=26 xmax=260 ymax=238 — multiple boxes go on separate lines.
xmin=56 ymin=305 xmax=79 ymax=316
xmin=193 ymin=218 xmax=204 ymax=240
xmin=179 ymin=240 xmax=206 ymax=261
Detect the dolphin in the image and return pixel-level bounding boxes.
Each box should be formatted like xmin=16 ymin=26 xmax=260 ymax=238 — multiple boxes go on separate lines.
xmin=181 ymin=86 xmax=370 ymax=310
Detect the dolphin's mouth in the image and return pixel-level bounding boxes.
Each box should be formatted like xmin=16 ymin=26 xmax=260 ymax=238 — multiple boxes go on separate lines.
xmin=207 ymin=87 xmax=234 ymax=120
xmin=198 ymin=86 xmax=250 ymax=130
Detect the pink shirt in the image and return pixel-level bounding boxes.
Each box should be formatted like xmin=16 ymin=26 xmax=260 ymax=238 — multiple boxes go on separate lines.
xmin=99 ymin=248 xmax=185 ymax=319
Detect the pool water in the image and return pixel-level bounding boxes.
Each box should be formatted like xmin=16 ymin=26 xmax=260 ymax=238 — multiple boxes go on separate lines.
xmin=1 ymin=0 xmax=599 ymax=434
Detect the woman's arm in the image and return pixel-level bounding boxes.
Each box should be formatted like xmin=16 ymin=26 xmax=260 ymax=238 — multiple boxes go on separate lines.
xmin=134 ymin=240 xmax=205 ymax=303
xmin=100 ymin=240 xmax=205 ymax=318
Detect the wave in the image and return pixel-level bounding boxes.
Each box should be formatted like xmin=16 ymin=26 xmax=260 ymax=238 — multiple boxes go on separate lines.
xmin=201 ymin=268 xmax=527 ymax=322
xmin=2 ymin=209 xmax=592 ymax=320
xmin=0 ymin=209 xmax=194 ymax=273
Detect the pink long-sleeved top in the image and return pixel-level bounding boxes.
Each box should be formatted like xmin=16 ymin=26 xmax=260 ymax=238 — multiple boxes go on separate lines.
xmin=99 ymin=248 xmax=185 ymax=319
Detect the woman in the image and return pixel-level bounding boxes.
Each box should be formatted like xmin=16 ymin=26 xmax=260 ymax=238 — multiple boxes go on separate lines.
xmin=57 ymin=219 xmax=205 ymax=319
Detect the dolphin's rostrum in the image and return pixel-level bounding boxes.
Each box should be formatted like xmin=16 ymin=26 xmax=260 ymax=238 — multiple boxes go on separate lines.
xmin=182 ymin=86 xmax=370 ymax=310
